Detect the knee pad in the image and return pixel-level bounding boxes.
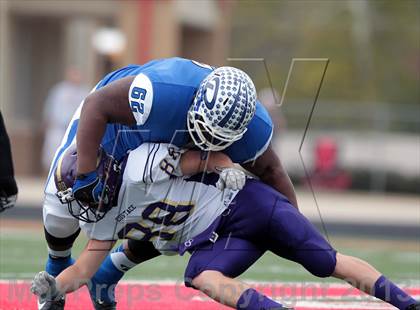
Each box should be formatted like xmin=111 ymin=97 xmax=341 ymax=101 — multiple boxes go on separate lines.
xmin=44 ymin=227 xmax=80 ymax=250
xmin=43 ymin=212 xmax=80 ymax=239
xmin=127 ymin=240 xmax=161 ymax=263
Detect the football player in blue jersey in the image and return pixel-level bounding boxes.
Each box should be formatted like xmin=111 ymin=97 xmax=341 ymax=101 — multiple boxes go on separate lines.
xmin=41 ymin=58 xmax=297 ymax=309
xmin=72 ymin=58 xmax=295 ymax=206
xmin=32 ymin=143 xmax=419 ymax=310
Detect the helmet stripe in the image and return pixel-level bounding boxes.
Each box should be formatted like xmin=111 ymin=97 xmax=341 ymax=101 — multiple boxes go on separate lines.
xmin=218 ymin=81 xmax=242 ymax=128
xmin=203 ymin=77 xmax=220 ymax=109
xmin=233 ymin=84 xmax=248 ymax=130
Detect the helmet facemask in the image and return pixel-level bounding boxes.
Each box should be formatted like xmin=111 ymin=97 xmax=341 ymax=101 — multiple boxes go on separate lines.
xmin=187 ymin=109 xmax=246 ymax=151
xmin=56 ymin=187 xmax=110 ymax=223
xmin=54 ymin=145 xmax=123 ymax=223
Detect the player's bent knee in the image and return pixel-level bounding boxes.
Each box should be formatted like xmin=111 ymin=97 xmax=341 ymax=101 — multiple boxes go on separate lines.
xmin=44 ymin=227 xmax=80 ymax=250
xmin=43 ymin=212 xmax=80 ymax=239
xmin=126 ymin=240 xmax=161 ymax=263
xmin=306 ymin=250 xmax=337 ymax=278
xmin=191 ymin=270 xmax=224 ymax=291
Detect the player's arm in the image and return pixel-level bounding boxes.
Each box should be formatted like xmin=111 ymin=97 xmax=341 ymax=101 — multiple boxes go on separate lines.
xmin=179 ymin=151 xmax=235 ymax=175
xmin=73 ymin=77 xmax=136 ymax=205
xmin=129 ymin=145 xmax=245 ymax=190
xmin=179 ymin=151 xmax=246 ymax=191
xmin=228 ymin=102 xmax=298 ymax=209
xmin=56 ymin=239 xmax=114 ymax=293
xmin=77 ymin=76 xmax=136 ymax=174
xmin=31 ymin=239 xmax=114 ymax=300
xmin=241 ymin=145 xmax=298 ymax=209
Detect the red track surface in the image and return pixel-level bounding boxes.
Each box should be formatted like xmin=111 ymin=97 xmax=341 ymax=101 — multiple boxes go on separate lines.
xmin=1 ymin=281 xmax=419 ymax=310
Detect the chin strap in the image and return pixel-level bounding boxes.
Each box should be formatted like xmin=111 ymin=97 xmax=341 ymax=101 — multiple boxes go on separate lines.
xmin=56 ymin=188 xmax=74 ymax=204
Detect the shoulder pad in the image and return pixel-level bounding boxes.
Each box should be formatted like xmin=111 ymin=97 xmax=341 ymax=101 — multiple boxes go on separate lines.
xmin=128 ymin=73 xmax=154 ymax=125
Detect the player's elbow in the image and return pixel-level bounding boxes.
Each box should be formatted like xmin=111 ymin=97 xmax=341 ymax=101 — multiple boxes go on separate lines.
xmin=83 ymin=93 xmax=96 ymax=109
xmin=82 ymin=94 xmax=108 ymax=123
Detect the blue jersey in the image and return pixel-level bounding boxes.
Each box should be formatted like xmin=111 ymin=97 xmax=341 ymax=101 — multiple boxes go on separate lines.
xmin=67 ymin=58 xmax=273 ymax=164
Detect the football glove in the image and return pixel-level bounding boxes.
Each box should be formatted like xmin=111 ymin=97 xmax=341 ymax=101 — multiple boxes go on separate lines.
xmin=216 ymin=168 xmax=246 ymax=191
xmin=31 ymin=271 xmax=65 ymax=310
xmin=72 ymin=171 xmax=108 ymax=205
xmin=0 ymin=191 xmax=17 ymax=212
xmin=0 ymin=178 xmax=18 ymax=212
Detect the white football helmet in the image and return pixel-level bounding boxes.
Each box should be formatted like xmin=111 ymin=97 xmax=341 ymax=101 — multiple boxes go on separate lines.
xmin=188 ymin=66 xmax=257 ymax=151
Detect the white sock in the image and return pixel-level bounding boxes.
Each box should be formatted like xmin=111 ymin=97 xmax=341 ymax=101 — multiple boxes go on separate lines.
xmin=48 ymin=247 xmax=71 ymax=258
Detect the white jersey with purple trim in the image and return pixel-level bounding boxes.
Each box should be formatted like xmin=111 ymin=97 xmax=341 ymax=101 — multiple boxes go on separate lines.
xmin=80 ymin=143 xmax=238 ymax=255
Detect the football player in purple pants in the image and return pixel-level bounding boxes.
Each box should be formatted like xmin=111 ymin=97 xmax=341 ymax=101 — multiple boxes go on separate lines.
xmin=32 ymin=143 xmax=419 ymax=310
xmin=40 ymin=58 xmax=297 ymax=309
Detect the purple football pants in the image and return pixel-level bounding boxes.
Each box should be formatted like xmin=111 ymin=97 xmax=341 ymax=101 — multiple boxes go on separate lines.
xmin=185 ymin=179 xmax=337 ymax=287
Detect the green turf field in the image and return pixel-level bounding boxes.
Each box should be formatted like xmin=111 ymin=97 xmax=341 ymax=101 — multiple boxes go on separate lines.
xmin=1 ymin=228 xmax=419 ymax=283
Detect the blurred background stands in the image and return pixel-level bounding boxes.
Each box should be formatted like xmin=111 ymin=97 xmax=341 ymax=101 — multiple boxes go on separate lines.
xmin=0 ymin=0 xmax=232 ymax=176
xmin=0 ymin=0 xmax=418 ymax=196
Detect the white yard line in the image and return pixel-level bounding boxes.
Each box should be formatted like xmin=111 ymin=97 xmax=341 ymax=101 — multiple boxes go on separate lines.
xmin=291 ymin=300 xmax=395 ymax=309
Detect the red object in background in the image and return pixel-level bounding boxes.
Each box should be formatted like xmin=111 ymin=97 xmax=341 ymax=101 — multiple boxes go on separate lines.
xmin=304 ymin=137 xmax=351 ymax=190
xmin=137 ymin=1 xmax=154 ymax=64
xmin=315 ymin=137 xmax=338 ymax=172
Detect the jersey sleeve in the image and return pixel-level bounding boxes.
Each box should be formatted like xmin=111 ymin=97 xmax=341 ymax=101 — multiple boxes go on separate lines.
xmin=224 ymin=101 xmax=273 ymax=163
xmin=124 ymin=143 xmax=185 ymax=185
xmin=128 ymin=73 xmax=154 ymax=125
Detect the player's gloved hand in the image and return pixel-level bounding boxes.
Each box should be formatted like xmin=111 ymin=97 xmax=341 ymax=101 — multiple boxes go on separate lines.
xmin=216 ymin=168 xmax=246 ymax=191
xmin=31 ymin=271 xmax=65 ymax=310
xmin=0 ymin=191 xmax=17 ymax=212
xmin=0 ymin=179 xmax=18 ymax=212
xmin=72 ymin=171 xmax=107 ymax=205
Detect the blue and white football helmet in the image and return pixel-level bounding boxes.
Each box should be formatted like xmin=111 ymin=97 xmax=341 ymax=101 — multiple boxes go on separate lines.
xmin=188 ymin=66 xmax=257 ymax=151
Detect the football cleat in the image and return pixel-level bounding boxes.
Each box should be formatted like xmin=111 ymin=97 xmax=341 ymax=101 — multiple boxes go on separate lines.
xmin=37 ymin=295 xmax=65 ymax=310
xmin=93 ymin=299 xmax=117 ymax=310
xmin=406 ymin=302 xmax=420 ymax=310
